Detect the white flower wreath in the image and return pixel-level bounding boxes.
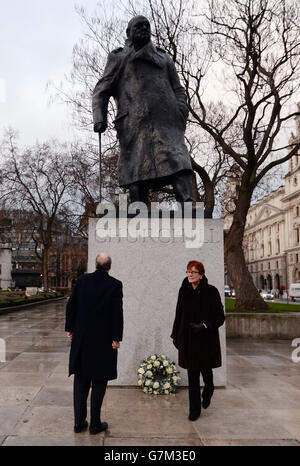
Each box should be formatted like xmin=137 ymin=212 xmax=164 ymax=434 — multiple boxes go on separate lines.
xmin=137 ymin=354 xmax=180 ymax=395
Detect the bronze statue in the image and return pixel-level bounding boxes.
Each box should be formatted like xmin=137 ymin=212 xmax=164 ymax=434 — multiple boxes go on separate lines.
xmin=92 ymin=16 xmax=195 ymax=205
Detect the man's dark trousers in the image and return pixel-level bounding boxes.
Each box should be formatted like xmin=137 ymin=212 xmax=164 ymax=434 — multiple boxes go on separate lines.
xmin=73 ymin=374 xmax=107 ymax=428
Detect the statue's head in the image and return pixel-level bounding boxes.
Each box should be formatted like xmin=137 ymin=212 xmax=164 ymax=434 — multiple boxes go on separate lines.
xmin=126 ymin=16 xmax=151 ymax=48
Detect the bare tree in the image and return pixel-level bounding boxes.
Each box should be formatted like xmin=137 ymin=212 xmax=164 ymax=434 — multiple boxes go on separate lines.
xmin=0 ymin=129 xmax=75 ymax=290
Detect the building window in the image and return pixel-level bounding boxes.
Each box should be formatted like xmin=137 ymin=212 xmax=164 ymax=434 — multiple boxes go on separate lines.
xmin=296 ymin=254 xmax=299 ymax=264
xmin=71 ymin=258 xmax=78 ymax=272
xmin=0 ymin=264 xmax=2 ymax=275
xmin=268 ymin=241 xmax=272 ymax=256
xmin=276 ymin=239 xmax=280 ymax=254
xmin=296 ymin=229 xmax=300 ymax=245
xmin=297 ymin=206 xmax=300 ymax=217
xmin=62 ymin=277 xmax=69 ymax=287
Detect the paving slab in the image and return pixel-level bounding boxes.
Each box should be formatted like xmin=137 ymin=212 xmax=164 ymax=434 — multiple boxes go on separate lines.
xmin=0 ymin=387 xmax=41 ymax=405
xmin=238 ymin=384 xmax=300 ymax=410
xmin=14 ymin=406 xmax=76 ymax=437
xmin=0 ymin=405 xmax=28 ymax=436
xmin=266 ymin=409 xmax=300 ymax=441
xmin=31 ymin=386 xmax=73 ymax=407
xmin=3 ymin=434 xmax=104 ymax=446
xmin=201 ymin=439 xmax=300 ymax=446
xmin=14 ymin=351 xmax=67 ymax=361
xmin=0 ymin=372 xmax=49 ymax=387
xmin=104 ymin=436 xmax=203 ymax=446
xmin=192 ymin=408 xmax=294 ymax=440
xmin=0 ymin=359 xmax=61 ymax=374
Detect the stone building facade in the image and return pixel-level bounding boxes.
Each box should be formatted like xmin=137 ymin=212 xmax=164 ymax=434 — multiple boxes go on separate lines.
xmin=243 ymin=116 xmax=300 ymax=292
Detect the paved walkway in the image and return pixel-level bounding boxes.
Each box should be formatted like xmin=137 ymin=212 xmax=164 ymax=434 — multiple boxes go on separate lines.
xmin=0 ymin=301 xmax=299 ymax=446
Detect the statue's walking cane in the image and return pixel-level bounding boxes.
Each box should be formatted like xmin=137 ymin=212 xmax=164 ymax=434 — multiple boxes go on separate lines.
xmin=98 ymin=132 xmax=102 ymax=203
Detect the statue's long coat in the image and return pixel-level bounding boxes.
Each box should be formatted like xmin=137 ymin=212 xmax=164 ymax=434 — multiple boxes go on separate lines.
xmin=92 ymin=41 xmax=193 ymax=188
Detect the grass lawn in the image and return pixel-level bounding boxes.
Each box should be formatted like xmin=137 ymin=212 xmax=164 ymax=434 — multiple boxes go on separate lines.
xmin=225 ymin=298 xmax=300 ymax=313
xmin=0 ymin=290 xmax=69 ymax=310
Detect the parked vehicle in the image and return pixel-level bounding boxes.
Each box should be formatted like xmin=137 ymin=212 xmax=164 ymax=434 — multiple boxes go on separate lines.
xmin=260 ymin=290 xmax=274 ymax=301
xmin=289 ymin=283 xmax=300 ymax=302
xmin=224 ymin=285 xmax=232 ymax=297
xmin=231 ymin=289 xmax=236 ymax=298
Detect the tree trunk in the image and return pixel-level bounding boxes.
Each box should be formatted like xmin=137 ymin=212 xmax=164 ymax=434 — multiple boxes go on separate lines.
xmin=224 ymin=180 xmax=269 ymax=311
xmin=190 ymin=159 xmax=214 ymax=218
xmin=42 ymin=248 xmax=49 ymax=291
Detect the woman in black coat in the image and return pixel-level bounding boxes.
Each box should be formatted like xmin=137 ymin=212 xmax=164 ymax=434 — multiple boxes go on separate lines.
xmin=171 ymin=260 xmax=225 ymax=421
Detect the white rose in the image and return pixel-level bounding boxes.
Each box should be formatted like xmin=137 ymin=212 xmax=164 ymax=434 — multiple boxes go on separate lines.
xmin=153 ymin=390 xmax=158 ymax=395
xmin=138 ymin=379 xmax=143 ymax=386
xmin=153 ymin=382 xmax=160 ymax=389
xmin=166 ymin=367 xmax=173 ymax=374
xmin=163 ymin=360 xmax=169 ymax=367
xmin=163 ymin=382 xmax=170 ymax=389
xmin=146 ymin=370 xmax=153 ymax=378
xmin=147 ymin=364 xmax=152 ymax=369
xmin=151 ymin=355 xmax=156 ymax=360
xmin=145 ymin=379 xmax=151 ymax=386
xmin=138 ymin=368 xmax=145 ymax=374
xmin=154 ymin=360 xmax=160 ymax=367
xmin=164 ymin=390 xmax=169 ymax=395
xmin=143 ymin=388 xmax=148 ymax=393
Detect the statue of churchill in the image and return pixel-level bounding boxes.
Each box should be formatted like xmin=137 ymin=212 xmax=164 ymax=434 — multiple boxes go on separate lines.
xmin=92 ymin=15 xmax=195 ymax=205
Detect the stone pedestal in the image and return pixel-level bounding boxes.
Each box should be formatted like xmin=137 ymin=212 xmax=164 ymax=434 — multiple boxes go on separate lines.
xmin=88 ymin=217 xmax=226 ymax=386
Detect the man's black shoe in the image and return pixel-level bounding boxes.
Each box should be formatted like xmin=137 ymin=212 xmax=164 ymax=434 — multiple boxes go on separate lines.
xmin=74 ymin=420 xmax=88 ymax=433
xmin=89 ymin=422 xmax=108 ymax=434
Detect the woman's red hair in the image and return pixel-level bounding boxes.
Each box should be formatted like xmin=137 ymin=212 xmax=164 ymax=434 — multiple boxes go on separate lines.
xmin=187 ymin=260 xmax=205 ymax=275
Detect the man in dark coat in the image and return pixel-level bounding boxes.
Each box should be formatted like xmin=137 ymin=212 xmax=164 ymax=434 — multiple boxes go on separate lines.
xmin=65 ymin=253 xmax=123 ymax=434
xmin=171 ymin=261 xmax=225 ymax=421
xmin=92 ymin=15 xmax=195 ymax=205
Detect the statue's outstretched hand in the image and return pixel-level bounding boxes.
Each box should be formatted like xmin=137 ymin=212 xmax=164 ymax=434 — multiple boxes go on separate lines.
xmin=94 ymin=122 xmax=107 ymax=133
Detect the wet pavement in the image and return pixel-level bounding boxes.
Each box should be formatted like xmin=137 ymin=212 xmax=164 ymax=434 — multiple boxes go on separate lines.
xmin=0 ymin=301 xmax=299 ymax=446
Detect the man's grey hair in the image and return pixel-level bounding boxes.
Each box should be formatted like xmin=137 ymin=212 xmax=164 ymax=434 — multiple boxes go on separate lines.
xmin=95 ymin=253 xmax=112 ymax=271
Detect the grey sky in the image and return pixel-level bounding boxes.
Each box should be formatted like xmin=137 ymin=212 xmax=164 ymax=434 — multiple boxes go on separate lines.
xmin=0 ymin=0 xmax=297 ymax=154
xmin=0 ymin=0 xmax=98 ymax=146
